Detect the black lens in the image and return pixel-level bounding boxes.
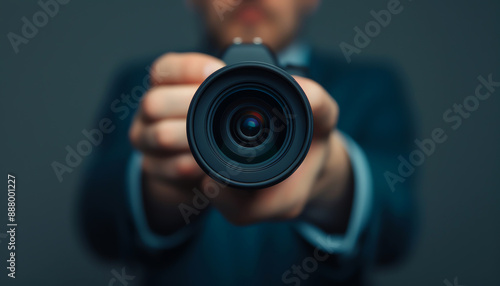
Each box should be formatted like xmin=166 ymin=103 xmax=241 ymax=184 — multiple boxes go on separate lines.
xmin=187 ymin=63 xmax=313 ymax=189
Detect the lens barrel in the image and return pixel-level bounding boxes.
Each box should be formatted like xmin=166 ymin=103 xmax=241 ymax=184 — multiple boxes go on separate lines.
xmin=187 ymin=47 xmax=313 ymax=189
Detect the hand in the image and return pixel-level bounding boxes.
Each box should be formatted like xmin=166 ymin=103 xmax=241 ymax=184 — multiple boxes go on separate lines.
xmin=130 ymin=52 xmax=353 ymax=233
xmin=202 ymin=76 xmax=354 ymax=228
xmin=129 ymin=52 xmax=225 ymax=234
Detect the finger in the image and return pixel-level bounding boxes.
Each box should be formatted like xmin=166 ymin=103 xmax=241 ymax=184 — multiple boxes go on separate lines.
xmin=199 ymin=173 xmax=310 ymax=225
xmin=140 ymin=85 xmax=198 ymax=121
xmin=143 ymin=153 xmax=204 ymax=181
xmin=130 ymin=119 xmax=189 ymax=155
xmin=150 ymin=52 xmax=225 ymax=86
xmin=293 ymin=76 xmax=338 ymax=136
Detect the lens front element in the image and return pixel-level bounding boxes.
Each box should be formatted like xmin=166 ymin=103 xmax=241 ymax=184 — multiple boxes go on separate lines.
xmin=239 ymin=113 xmax=262 ymax=138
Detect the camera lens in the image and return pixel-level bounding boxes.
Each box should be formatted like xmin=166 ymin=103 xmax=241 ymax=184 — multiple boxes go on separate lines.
xmin=187 ymin=62 xmax=313 ymax=189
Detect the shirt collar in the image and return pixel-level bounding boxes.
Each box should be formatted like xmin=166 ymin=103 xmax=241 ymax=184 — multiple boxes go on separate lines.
xmin=277 ymin=39 xmax=311 ymax=68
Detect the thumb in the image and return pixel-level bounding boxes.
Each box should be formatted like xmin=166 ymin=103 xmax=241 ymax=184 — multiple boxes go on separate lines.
xmin=293 ymin=76 xmax=338 ymax=137
xmin=151 ymin=52 xmax=225 ymax=85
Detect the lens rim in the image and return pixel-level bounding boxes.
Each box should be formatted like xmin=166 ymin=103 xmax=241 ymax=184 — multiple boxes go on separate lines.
xmin=187 ymin=62 xmax=313 ymax=189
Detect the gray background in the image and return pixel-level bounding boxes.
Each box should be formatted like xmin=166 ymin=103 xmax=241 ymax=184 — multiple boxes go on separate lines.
xmin=1 ymin=0 xmax=499 ymax=285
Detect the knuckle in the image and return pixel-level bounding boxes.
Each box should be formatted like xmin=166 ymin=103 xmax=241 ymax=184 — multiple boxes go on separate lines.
xmin=325 ymin=97 xmax=339 ymax=129
xmin=183 ymin=55 xmax=196 ymax=68
xmin=171 ymin=161 xmax=184 ymax=177
xmin=151 ymin=52 xmax=177 ymax=82
xmin=172 ymin=161 xmax=188 ymax=177
xmin=310 ymin=95 xmax=326 ymax=117
xmin=300 ymin=77 xmax=318 ymax=90
xmin=152 ymin=52 xmax=176 ymax=70
xmin=141 ymin=88 xmax=164 ymax=119
xmin=300 ymin=78 xmax=338 ymax=130
xmin=184 ymin=52 xmax=207 ymax=65
xmin=140 ymin=91 xmax=156 ymax=118
xmin=154 ymin=124 xmax=174 ymax=149
xmin=141 ymin=156 xmax=153 ymax=174
xmin=301 ymin=78 xmax=324 ymax=109
xmin=330 ymin=99 xmax=339 ymax=125
xmin=315 ymin=93 xmax=327 ymax=112
xmin=330 ymin=97 xmax=339 ymax=115
xmin=174 ymin=156 xmax=201 ymax=178
xmin=128 ymin=121 xmax=140 ymax=147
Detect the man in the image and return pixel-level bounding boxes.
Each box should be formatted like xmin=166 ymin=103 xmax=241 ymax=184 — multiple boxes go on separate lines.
xmin=80 ymin=0 xmax=417 ymax=285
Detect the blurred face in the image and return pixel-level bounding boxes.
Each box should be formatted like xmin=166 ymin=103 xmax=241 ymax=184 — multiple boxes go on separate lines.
xmin=190 ymin=0 xmax=319 ymax=52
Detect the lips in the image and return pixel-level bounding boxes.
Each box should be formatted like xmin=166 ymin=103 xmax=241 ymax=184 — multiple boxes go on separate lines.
xmin=236 ymin=6 xmax=265 ymax=23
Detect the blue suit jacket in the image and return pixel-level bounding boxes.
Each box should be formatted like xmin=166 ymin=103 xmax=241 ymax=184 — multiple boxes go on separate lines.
xmin=79 ymin=48 xmax=417 ymax=285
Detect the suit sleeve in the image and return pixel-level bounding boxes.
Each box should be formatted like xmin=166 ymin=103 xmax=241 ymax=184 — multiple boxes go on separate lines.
xmin=76 ymin=61 xmax=198 ymax=261
xmin=294 ymin=64 xmax=418 ymax=272
xmin=345 ymin=66 xmax=419 ymax=266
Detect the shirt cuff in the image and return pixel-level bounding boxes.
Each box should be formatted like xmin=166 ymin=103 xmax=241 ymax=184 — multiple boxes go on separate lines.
xmin=293 ymin=132 xmax=374 ymax=257
xmin=126 ymin=151 xmax=200 ymax=250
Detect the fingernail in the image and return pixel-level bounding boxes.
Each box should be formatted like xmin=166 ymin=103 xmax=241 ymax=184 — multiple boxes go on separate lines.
xmin=203 ymin=62 xmax=225 ymax=78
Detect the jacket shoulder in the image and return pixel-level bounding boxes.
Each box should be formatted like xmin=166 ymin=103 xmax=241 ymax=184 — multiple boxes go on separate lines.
xmin=309 ymin=48 xmax=407 ymax=91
